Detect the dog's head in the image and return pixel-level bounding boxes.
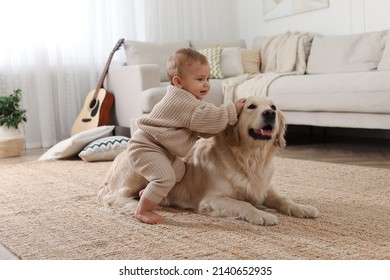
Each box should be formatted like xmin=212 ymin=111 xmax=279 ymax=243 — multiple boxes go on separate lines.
xmin=224 ymin=96 xmax=286 ymax=148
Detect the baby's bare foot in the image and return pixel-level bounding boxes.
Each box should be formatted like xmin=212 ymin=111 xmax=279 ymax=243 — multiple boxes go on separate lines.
xmin=134 ymin=210 xmax=164 ymax=224
xmin=135 ymin=196 xmax=164 ymax=224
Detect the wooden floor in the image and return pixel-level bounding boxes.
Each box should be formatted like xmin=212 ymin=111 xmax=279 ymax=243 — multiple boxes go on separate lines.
xmin=2 ymin=136 xmax=388 ymax=169
xmin=280 ymin=138 xmax=390 ymax=169
xmin=1 ymin=135 xmax=389 ymax=259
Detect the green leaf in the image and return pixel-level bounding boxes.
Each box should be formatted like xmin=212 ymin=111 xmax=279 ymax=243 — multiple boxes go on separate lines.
xmin=0 ymin=89 xmax=27 ymax=129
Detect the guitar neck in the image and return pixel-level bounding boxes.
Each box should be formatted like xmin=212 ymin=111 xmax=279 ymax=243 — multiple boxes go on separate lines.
xmin=95 ymin=52 xmax=114 ymax=92
xmin=93 ymin=38 xmax=125 ymax=98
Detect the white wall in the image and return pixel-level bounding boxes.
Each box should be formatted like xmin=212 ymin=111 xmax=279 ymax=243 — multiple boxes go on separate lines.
xmin=238 ymin=0 xmax=390 ymax=47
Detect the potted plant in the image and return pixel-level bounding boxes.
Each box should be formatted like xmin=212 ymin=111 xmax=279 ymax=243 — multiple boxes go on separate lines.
xmin=0 ymin=89 xmax=27 ymax=158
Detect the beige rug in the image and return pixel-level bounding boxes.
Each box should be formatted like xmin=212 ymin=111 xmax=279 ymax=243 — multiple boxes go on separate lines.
xmin=0 ymin=157 xmax=389 ymax=260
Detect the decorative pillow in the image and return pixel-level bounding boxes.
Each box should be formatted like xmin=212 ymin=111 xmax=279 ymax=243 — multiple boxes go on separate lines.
xmin=306 ymin=30 xmax=387 ymax=74
xmin=220 ymin=47 xmax=244 ymax=78
xmin=78 ymin=135 xmax=129 ymax=162
xmin=378 ymin=30 xmax=390 ymax=70
xmin=124 ymin=40 xmax=190 ymax=82
xmin=240 ymin=48 xmax=261 ymax=74
xmin=198 ymin=47 xmax=224 ymax=79
xmin=38 ymin=126 xmax=115 ymax=160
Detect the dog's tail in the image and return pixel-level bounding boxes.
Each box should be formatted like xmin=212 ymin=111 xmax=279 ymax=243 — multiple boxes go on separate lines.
xmin=97 ymin=150 xmax=146 ymax=215
xmin=97 ymin=184 xmax=139 ymax=215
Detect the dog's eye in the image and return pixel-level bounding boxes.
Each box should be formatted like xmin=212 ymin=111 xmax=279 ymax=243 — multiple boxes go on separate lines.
xmin=247 ymin=104 xmax=257 ymax=109
xmin=271 ymin=105 xmax=276 ymax=110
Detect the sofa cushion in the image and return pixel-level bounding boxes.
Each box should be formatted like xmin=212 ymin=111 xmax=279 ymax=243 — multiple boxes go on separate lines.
xmin=142 ymin=80 xmax=224 ymax=114
xmin=124 ymin=40 xmax=190 ymax=82
xmin=198 ymin=47 xmax=224 ymax=79
xmin=141 ymin=86 xmax=168 ymax=114
xmin=190 ymin=39 xmax=246 ymax=50
xmin=306 ymin=30 xmax=387 ymax=74
xmin=378 ymin=30 xmax=390 ymax=70
xmin=220 ymin=47 xmax=244 ymax=77
xmin=240 ymin=48 xmax=260 ymax=74
xmin=205 ymin=79 xmax=224 ymax=105
xmin=268 ymin=71 xmax=390 ymax=114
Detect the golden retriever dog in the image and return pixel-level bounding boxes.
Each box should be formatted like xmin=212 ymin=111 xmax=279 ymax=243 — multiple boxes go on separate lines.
xmin=98 ymin=96 xmax=319 ymax=225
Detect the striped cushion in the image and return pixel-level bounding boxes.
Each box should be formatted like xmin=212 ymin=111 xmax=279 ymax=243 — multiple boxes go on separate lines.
xmin=198 ymin=47 xmax=224 ymax=79
xmin=78 ymin=135 xmax=129 ymax=162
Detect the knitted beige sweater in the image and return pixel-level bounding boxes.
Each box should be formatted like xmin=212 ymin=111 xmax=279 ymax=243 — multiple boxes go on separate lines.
xmin=136 ymin=85 xmax=237 ymax=157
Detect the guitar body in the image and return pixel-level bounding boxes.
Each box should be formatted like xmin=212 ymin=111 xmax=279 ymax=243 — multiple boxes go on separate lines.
xmin=71 ymin=88 xmax=114 ymax=136
xmin=70 ymin=38 xmax=124 ymax=136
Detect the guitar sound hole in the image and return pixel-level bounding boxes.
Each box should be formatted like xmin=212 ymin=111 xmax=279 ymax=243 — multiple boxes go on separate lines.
xmin=91 ymin=99 xmax=100 ymax=117
xmin=89 ymin=99 xmax=97 ymax=110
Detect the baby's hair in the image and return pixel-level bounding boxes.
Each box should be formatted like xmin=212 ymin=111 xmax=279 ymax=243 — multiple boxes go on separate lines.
xmin=166 ymin=48 xmax=209 ymax=85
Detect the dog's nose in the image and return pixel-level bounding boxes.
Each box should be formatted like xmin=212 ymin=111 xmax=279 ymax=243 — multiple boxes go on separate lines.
xmin=262 ymin=109 xmax=276 ymax=120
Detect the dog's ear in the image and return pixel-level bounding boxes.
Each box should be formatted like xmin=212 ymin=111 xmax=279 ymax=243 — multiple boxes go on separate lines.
xmin=275 ymin=110 xmax=286 ymax=148
xmin=223 ymin=123 xmax=240 ymax=146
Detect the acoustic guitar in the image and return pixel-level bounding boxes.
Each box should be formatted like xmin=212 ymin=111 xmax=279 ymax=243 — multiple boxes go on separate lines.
xmin=71 ymin=38 xmax=125 ymax=136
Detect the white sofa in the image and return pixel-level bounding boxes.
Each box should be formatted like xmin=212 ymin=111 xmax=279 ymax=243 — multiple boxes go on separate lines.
xmin=262 ymin=30 xmax=390 ymax=130
xmin=107 ymin=29 xmax=390 ymax=134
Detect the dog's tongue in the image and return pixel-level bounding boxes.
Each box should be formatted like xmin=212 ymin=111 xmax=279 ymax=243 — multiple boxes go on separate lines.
xmin=260 ymin=128 xmax=273 ymax=136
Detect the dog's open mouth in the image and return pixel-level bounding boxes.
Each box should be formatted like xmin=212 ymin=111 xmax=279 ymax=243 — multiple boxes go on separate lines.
xmin=248 ymin=125 xmax=274 ymax=140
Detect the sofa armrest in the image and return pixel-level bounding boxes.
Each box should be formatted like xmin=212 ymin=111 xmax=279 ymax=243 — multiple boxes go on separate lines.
xmin=107 ymin=64 xmax=160 ymax=127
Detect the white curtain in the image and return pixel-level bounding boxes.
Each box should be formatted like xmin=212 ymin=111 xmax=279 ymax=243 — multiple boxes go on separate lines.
xmin=0 ymin=0 xmax=240 ymax=148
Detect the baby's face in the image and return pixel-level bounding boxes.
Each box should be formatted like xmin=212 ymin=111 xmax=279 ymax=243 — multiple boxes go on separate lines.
xmin=180 ymin=62 xmax=211 ymax=100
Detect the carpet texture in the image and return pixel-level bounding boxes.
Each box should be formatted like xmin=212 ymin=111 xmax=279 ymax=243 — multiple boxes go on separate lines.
xmin=0 ymin=158 xmax=389 ymax=260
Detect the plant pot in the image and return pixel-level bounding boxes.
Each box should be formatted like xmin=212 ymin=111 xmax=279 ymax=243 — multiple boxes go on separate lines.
xmin=0 ymin=125 xmax=25 ymax=158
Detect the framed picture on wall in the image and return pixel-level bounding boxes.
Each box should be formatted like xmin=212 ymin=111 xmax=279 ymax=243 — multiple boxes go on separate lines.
xmin=263 ymin=0 xmax=329 ymax=21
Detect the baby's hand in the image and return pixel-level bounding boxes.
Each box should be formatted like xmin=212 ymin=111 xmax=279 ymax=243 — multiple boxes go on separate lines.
xmin=234 ymin=98 xmax=246 ymax=116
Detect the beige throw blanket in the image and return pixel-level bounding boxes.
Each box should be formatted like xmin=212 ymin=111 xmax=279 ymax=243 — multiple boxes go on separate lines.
xmin=222 ymin=31 xmax=313 ymax=103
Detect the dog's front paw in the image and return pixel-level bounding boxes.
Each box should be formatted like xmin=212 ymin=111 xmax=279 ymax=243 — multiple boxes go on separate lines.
xmin=248 ymin=212 xmax=278 ymax=226
xmin=289 ymin=204 xmax=320 ymax=219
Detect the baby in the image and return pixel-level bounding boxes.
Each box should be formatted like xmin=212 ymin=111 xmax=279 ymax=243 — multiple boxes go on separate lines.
xmin=128 ymin=48 xmax=246 ymax=224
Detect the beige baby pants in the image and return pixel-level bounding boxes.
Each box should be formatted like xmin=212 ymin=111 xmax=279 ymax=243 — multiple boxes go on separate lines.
xmin=128 ymin=130 xmax=186 ymax=204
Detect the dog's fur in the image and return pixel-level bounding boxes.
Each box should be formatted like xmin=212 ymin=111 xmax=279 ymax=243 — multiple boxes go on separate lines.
xmin=98 ymin=96 xmax=319 ymax=225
